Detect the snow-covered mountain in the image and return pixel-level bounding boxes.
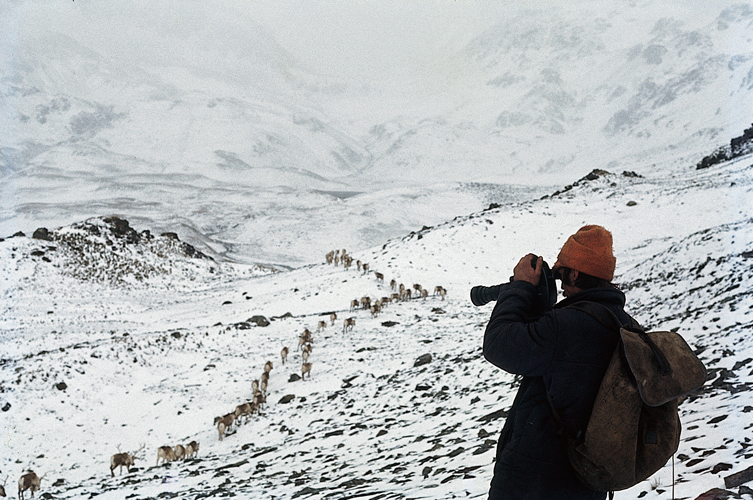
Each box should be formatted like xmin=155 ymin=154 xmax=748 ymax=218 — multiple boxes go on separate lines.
xmin=2 ymin=1 xmax=752 ymax=266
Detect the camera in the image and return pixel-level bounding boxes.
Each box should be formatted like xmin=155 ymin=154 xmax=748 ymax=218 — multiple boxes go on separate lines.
xmin=470 ymin=256 xmax=557 ymax=315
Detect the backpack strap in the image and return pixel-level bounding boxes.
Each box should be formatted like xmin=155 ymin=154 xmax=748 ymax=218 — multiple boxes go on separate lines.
xmin=545 ymin=301 xmax=627 ymax=442
xmin=564 ymin=300 xmax=641 ymax=332
xmin=567 ymin=301 xmax=672 ymax=376
xmin=545 ymin=302 xmax=653 ymax=439
xmin=544 ymin=384 xmax=578 ymax=437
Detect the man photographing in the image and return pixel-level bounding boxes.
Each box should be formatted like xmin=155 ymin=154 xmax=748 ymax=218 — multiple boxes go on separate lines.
xmin=482 ymin=225 xmax=630 ymax=500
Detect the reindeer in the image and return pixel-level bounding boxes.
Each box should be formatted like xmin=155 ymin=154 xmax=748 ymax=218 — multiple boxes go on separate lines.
xmin=251 ymin=379 xmax=259 ymax=394
xmin=298 ymin=329 xmax=313 ymax=350
xmin=370 ymin=301 xmax=381 ymax=318
xmin=185 ymin=441 xmax=200 ymax=459
xmin=260 ymin=378 xmax=268 ymax=395
xmin=253 ymin=390 xmax=266 ymax=412
xmin=325 ymin=250 xmax=334 ymax=264
xmin=217 ymin=420 xmax=228 ymax=441
xmin=421 ymin=288 xmax=429 ymax=299
xmin=301 ymin=362 xmax=312 ymax=379
xmin=360 ymin=296 xmax=371 ymax=310
xmin=356 ymin=260 xmax=362 ymax=272
xmin=215 ymin=413 xmax=235 ymax=441
xmin=362 ymin=263 xmax=369 ymax=273
xmin=156 ymin=445 xmax=176 ymax=465
xmin=264 ymin=360 xmax=273 ymax=374
xmin=374 ymin=272 xmax=384 ymax=283
xmin=234 ymin=402 xmax=253 ymax=424
xmin=0 ymin=475 xmax=7 ymax=497
xmin=302 ymin=342 xmax=312 ymax=357
xmin=343 ymin=317 xmax=355 ymax=333
xmin=333 ymin=249 xmax=340 ymax=266
xmin=330 ymin=312 xmax=337 ymax=326
xmin=281 ymin=346 xmax=289 ymax=365
xmin=401 ymin=288 xmax=412 ymax=301
xmin=110 ymin=443 xmax=144 ymax=477
xmin=173 ymin=444 xmax=186 ymax=461
xmin=413 ymin=283 xmax=423 ymax=294
xmin=390 ymin=279 xmax=397 ymax=291
xmin=302 ymin=348 xmax=310 ymax=363
xmin=317 ymin=320 xmax=327 ymax=332
xmin=350 ymin=299 xmax=359 ymax=311
xmin=343 ymin=255 xmax=353 ymax=269
xmin=18 ymin=471 xmax=42 ymax=500
xmin=390 ymin=292 xmax=400 ymax=302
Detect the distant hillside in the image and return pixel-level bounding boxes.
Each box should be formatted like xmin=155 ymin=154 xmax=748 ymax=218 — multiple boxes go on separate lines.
xmin=2 ymin=1 xmax=752 ymax=266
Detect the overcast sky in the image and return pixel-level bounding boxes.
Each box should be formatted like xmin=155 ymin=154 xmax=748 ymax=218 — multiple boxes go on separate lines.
xmin=249 ymin=0 xmax=511 ymax=77
xmin=1 ymin=0 xmax=514 ymax=82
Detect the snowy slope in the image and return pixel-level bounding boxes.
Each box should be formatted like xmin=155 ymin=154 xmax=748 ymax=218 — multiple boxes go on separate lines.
xmin=1 ymin=150 xmax=752 ymax=499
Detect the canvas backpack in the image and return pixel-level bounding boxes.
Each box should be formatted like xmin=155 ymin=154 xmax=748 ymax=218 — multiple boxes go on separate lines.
xmin=546 ymin=301 xmax=707 ymax=496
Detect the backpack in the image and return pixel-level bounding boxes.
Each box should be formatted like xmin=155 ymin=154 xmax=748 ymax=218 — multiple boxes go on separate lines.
xmin=546 ymin=301 xmax=707 ymax=495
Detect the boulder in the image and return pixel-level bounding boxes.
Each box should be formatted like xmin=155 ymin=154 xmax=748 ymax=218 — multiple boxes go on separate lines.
xmin=694 ymin=488 xmax=733 ymax=500
xmin=249 ymin=316 xmax=270 ymax=327
xmin=32 ymin=227 xmax=53 ymax=241
xmin=414 ymin=353 xmax=432 ymax=367
xmin=725 ymin=464 xmax=753 ymax=489
xmin=103 ymin=217 xmax=141 ymax=244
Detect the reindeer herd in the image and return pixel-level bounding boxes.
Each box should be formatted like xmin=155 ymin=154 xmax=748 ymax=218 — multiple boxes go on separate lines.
xmin=4 ymin=250 xmax=449 ymax=499
xmin=213 ymin=359 xmax=275 ymax=441
xmin=154 ymin=441 xmax=199 ymax=465
xmin=327 ymin=248 xmax=448 ymax=326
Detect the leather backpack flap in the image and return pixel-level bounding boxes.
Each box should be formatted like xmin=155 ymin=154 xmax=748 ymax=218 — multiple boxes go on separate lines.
xmin=620 ymin=327 xmax=707 ymax=407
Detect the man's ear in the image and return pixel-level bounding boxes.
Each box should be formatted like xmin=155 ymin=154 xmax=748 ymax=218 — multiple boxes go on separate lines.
xmin=570 ymin=269 xmax=579 ymax=284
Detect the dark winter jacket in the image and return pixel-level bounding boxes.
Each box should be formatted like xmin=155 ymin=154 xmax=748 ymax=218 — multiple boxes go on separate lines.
xmin=483 ymin=281 xmax=631 ymax=500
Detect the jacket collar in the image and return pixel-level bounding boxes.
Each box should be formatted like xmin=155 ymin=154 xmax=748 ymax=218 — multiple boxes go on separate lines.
xmin=553 ymin=287 xmax=626 ymax=310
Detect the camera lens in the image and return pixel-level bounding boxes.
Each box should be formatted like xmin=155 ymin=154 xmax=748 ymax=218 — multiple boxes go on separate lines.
xmin=470 ymin=284 xmax=502 ymax=306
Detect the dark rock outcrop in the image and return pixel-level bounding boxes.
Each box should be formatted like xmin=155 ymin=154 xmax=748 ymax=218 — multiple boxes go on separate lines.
xmin=32 ymin=227 xmax=53 ymax=241
xmin=414 ymin=353 xmax=432 ymax=367
xmin=103 ymin=216 xmax=141 ymax=244
xmin=697 ymin=123 xmax=753 ymax=169
xmin=249 ymin=316 xmax=270 ymax=327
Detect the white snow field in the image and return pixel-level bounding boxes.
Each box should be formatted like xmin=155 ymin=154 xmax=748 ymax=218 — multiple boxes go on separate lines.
xmin=1 ymin=0 xmax=753 ymax=499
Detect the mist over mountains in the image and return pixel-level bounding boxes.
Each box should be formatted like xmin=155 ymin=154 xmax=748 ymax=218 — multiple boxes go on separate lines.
xmin=1 ymin=0 xmax=752 ymax=267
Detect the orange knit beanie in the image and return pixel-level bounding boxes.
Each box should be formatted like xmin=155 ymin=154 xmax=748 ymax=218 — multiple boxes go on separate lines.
xmin=552 ymin=225 xmax=616 ymax=281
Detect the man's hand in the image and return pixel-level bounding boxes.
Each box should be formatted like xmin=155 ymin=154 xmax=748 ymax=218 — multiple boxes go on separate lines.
xmin=513 ymin=254 xmax=542 ymax=286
